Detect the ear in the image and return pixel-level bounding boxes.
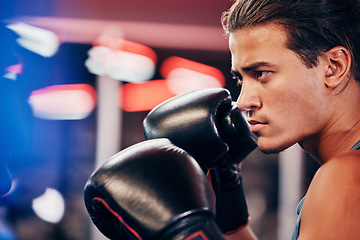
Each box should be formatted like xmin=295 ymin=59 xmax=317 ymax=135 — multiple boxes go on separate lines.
xmin=324 ymin=46 xmax=352 ymax=88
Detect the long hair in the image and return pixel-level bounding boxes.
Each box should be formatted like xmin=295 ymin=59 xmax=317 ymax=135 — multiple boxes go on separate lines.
xmin=222 ymin=0 xmax=360 ymax=81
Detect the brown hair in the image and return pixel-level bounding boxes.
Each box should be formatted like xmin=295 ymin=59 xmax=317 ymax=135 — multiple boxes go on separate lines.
xmin=222 ymin=0 xmax=360 ymax=81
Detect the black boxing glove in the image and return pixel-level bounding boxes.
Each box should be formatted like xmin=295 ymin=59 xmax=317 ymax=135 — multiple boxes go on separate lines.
xmin=210 ymin=102 xmax=255 ymax=233
xmin=84 ymin=138 xmax=225 ymax=240
xmin=143 ymin=88 xmax=257 ymax=234
xmin=143 ymin=88 xmax=257 ymax=170
xmin=209 ymin=160 xmax=249 ymax=234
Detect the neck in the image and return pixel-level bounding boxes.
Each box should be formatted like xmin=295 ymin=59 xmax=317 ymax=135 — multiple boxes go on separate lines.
xmin=300 ymin=81 xmax=360 ymax=164
xmin=307 ymin=119 xmax=360 ymax=163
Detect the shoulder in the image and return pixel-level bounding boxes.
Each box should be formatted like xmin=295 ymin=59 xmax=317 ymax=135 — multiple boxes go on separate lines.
xmin=298 ymin=150 xmax=360 ymax=239
xmin=317 ymin=150 xmax=360 ymax=180
xmin=308 ymin=150 xmax=360 ymax=192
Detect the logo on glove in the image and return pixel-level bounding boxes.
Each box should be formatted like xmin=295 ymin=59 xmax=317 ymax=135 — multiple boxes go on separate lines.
xmin=184 ymin=231 xmax=209 ymax=240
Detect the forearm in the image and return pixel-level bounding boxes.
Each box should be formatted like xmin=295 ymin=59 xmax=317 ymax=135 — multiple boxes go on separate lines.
xmin=224 ymin=225 xmax=258 ymax=240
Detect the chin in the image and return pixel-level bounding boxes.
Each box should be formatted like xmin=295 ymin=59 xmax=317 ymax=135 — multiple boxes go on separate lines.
xmin=257 ymin=138 xmax=296 ymax=155
xmin=259 ymin=148 xmax=285 ymax=155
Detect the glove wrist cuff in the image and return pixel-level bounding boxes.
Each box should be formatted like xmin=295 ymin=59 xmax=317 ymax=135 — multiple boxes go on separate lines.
xmin=215 ymin=179 xmax=249 ymax=233
xmin=223 ymin=217 xmax=250 ymax=235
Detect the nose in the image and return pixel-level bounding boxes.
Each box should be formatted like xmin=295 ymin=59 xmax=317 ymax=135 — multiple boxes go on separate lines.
xmin=236 ymin=83 xmax=261 ymax=112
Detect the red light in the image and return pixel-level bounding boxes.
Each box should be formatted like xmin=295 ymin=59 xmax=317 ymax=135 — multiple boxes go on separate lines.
xmin=29 ymin=84 xmax=97 ymax=120
xmin=93 ymin=37 xmax=157 ymax=64
xmin=86 ymin=38 xmax=157 ymax=82
xmin=120 ymin=56 xmax=226 ymax=112
xmin=120 ymin=80 xmax=175 ymax=112
xmin=161 ymin=56 xmax=225 ymax=86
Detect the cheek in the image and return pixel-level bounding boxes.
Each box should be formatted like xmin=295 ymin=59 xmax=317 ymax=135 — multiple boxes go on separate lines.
xmin=271 ymin=68 xmax=324 ymax=116
xmin=265 ymin=78 xmax=308 ymax=113
xmin=269 ymin=84 xmax=325 ymax=134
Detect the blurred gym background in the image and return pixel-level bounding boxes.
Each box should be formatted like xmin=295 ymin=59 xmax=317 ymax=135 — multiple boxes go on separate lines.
xmin=0 ymin=0 xmax=320 ymax=239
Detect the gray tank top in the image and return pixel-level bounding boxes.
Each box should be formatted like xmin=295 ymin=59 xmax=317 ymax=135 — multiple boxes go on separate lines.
xmin=291 ymin=140 xmax=360 ymax=240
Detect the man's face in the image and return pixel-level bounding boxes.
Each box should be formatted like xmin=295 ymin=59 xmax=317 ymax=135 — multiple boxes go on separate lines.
xmin=229 ymin=22 xmax=330 ymax=154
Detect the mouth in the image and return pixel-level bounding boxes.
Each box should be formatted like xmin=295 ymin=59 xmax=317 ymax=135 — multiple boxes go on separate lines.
xmin=248 ymin=119 xmax=267 ymax=133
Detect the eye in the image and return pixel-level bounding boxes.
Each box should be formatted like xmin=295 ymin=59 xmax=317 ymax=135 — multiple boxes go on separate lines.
xmin=255 ymin=71 xmax=269 ymax=79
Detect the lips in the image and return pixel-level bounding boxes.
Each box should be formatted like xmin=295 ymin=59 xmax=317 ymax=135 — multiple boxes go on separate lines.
xmin=248 ymin=119 xmax=267 ymax=132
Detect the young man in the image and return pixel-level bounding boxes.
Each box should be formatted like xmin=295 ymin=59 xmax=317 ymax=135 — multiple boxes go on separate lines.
xmin=224 ymin=0 xmax=360 ymax=239
xmin=84 ymin=0 xmax=360 ymax=239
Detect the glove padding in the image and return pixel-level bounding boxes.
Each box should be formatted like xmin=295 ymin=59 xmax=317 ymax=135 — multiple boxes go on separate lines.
xmin=143 ymin=88 xmax=257 ymax=170
xmin=84 ymin=138 xmax=225 ymax=240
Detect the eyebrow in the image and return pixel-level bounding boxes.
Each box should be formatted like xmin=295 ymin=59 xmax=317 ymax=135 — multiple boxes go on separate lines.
xmin=231 ymin=61 xmax=275 ymax=79
xmin=241 ymin=61 xmax=275 ymax=72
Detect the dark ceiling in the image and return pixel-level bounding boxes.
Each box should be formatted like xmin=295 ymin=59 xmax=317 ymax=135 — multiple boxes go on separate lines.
xmin=10 ymin=0 xmax=234 ymax=51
